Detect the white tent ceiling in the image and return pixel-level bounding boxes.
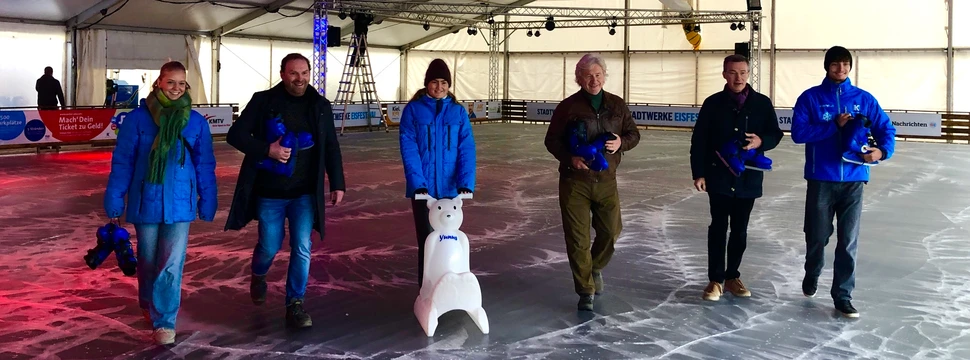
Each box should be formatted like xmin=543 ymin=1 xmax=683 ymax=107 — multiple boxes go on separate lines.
xmin=0 ymin=0 xmax=529 ymax=48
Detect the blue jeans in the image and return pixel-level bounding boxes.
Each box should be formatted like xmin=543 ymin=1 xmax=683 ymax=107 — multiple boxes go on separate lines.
xmin=253 ymin=195 xmax=314 ymax=304
xmin=804 ymin=180 xmax=864 ymax=302
xmin=135 ymin=222 xmax=191 ymax=330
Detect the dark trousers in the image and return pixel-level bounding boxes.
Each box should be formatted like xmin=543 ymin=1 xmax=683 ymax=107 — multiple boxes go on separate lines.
xmin=804 ymin=180 xmax=864 ymax=302
xmin=411 ymin=199 xmax=434 ymax=287
xmin=559 ymin=177 xmax=622 ymax=295
xmin=707 ymin=193 xmax=756 ymax=283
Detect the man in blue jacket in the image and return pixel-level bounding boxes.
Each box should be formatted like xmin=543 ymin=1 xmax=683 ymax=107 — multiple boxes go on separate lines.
xmin=791 ymin=46 xmax=896 ymax=318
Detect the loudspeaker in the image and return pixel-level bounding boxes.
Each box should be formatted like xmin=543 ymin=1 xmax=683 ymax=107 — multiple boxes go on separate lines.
xmin=734 ymin=42 xmax=750 ymax=60
xmin=327 ymin=26 xmax=340 ymax=47
xmin=746 ymin=0 xmax=762 ymax=11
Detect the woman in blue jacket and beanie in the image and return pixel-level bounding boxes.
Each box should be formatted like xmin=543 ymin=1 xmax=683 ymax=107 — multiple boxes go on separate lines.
xmin=103 ymin=61 xmax=217 ymax=345
xmin=399 ymin=58 xmax=476 ymax=288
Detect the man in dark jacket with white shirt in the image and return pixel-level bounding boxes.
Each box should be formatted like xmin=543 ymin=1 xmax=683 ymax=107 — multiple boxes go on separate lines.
xmin=690 ymin=54 xmax=784 ymax=302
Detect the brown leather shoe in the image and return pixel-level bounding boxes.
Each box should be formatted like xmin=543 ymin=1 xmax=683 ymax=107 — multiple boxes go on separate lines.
xmin=724 ymin=278 xmax=752 ymax=297
xmin=702 ymin=281 xmax=722 ymax=301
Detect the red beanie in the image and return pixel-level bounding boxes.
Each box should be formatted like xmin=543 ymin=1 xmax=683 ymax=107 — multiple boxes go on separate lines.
xmin=424 ymin=58 xmax=452 ymax=86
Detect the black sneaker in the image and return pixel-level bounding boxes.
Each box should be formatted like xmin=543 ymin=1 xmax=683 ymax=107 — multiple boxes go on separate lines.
xmin=251 ymin=274 xmax=267 ymax=305
xmin=286 ymin=299 xmax=313 ymax=328
xmin=802 ymin=275 xmax=817 ymax=297
xmin=592 ymin=271 xmax=604 ymax=295
xmin=835 ymin=300 xmax=859 ymax=318
xmin=577 ymin=295 xmax=594 ymax=311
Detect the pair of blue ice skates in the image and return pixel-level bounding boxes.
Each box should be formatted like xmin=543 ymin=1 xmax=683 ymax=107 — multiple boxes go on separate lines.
xmin=715 ymin=132 xmax=772 ymax=177
xmin=841 ymin=114 xmax=880 ymax=166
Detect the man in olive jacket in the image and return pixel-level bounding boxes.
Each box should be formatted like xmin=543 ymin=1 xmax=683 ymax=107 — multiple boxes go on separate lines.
xmin=690 ymin=54 xmax=783 ymax=302
xmin=544 ymin=53 xmax=641 ymax=311
xmin=225 ymin=53 xmax=345 ymax=328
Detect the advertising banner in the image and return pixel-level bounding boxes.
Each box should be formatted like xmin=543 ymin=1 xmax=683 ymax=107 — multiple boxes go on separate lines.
xmin=0 ymin=106 xmax=236 ymax=146
xmin=487 ymin=101 xmax=501 ymax=119
xmin=525 ymin=101 xmax=941 ymax=137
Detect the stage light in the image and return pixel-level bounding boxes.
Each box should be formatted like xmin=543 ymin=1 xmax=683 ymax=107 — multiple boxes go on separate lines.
xmin=731 ymin=22 xmax=738 ymax=31
xmin=545 ymin=16 xmax=555 ymax=31
xmin=527 ymin=29 xmax=533 ymax=37
xmin=423 ymin=22 xmax=430 ymax=31
xmin=338 ymin=10 xmax=347 ymax=20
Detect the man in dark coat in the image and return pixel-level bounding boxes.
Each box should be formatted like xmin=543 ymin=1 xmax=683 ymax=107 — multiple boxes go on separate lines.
xmin=36 ymin=66 xmax=65 ymax=110
xmin=690 ymin=54 xmax=784 ymax=302
xmin=225 ymin=53 xmax=345 ymax=328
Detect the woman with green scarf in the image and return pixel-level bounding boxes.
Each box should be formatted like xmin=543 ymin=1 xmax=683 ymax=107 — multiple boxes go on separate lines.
xmin=104 ymin=61 xmax=217 ymax=345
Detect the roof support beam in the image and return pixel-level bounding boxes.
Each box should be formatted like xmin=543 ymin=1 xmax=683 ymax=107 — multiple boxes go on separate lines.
xmin=401 ymin=0 xmax=537 ymax=50
xmin=212 ymin=0 xmax=299 ymax=37
xmin=337 ymin=0 xmax=435 ymax=40
xmin=66 ymin=0 xmax=124 ymax=28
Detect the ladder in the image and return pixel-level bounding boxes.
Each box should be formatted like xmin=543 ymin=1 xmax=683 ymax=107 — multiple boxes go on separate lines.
xmin=333 ymin=32 xmax=390 ymax=134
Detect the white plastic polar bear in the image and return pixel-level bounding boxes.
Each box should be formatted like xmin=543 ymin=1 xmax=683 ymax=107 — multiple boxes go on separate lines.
xmin=413 ymin=193 xmax=489 ymax=337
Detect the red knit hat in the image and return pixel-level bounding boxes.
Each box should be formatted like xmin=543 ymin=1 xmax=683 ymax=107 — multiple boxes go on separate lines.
xmin=424 ymin=58 xmax=452 ymax=86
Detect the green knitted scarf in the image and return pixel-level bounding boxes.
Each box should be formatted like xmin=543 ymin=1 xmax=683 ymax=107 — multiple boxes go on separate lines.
xmin=145 ymin=88 xmax=192 ymax=184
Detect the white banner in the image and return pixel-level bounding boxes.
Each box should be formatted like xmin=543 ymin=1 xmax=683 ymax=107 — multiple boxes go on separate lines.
xmin=487 ymin=101 xmax=502 ymax=119
xmin=332 ymin=104 xmax=381 ymax=128
xmin=526 ymin=102 xmax=557 ymax=121
xmin=524 ymin=101 xmax=941 ymax=137
xmin=387 ymin=103 xmax=405 ymax=124
xmin=774 ymin=109 xmax=941 ymax=137
xmin=0 ymin=105 xmax=236 ymax=146
xmin=194 ymin=106 xmax=234 ymax=134
xmin=629 ymin=105 xmax=699 ymax=128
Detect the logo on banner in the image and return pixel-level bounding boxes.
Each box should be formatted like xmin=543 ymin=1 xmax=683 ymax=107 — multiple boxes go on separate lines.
xmin=204 ymin=113 xmax=228 ymax=126
xmin=24 ymin=119 xmax=47 ymax=142
xmin=930 ymin=122 xmax=937 ymax=128
xmin=391 ymin=105 xmax=401 ymax=117
xmin=111 ymin=111 xmax=128 ymax=135
xmin=0 ymin=111 xmax=27 ymax=141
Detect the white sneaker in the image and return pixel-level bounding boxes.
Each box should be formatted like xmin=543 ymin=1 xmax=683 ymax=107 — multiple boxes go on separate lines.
xmin=153 ymin=328 xmax=175 ymax=345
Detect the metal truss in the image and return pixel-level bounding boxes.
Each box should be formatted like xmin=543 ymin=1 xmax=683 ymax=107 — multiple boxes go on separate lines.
xmin=749 ymin=11 xmax=763 ymax=92
xmin=488 ymin=22 xmax=500 ymax=101
xmin=316 ymin=1 xmax=763 ymax=100
xmin=318 ymin=1 xmax=756 ymax=28
xmin=313 ymin=5 xmax=328 ymax=96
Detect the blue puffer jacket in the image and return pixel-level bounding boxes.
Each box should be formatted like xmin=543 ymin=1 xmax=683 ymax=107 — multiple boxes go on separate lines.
xmin=791 ymin=77 xmax=896 ymax=182
xmin=399 ymin=95 xmax=476 ymax=199
xmin=104 ymin=105 xmax=218 ymax=224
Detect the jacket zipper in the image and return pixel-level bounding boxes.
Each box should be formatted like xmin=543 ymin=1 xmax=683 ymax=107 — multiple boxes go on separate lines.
xmin=448 ymin=126 xmax=451 ymax=150
xmin=427 ymin=125 xmax=431 ymax=150
xmin=836 ymin=86 xmax=844 ymax=181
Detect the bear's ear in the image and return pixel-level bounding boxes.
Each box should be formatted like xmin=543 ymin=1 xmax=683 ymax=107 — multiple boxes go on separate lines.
xmin=425 ymin=198 xmax=437 ymax=210
xmin=453 ymin=197 xmax=462 ymax=208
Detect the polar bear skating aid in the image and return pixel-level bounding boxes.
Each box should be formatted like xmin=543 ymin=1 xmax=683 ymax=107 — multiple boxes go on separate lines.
xmin=413 ymin=193 xmax=489 ymax=337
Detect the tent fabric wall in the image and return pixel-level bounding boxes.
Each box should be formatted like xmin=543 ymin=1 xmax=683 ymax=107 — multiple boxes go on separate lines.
xmin=77 ymin=29 xmax=108 ymax=107
xmin=854 ymin=51 xmax=947 ymax=112
xmin=454 ymin=52 xmax=502 ymax=101
xmin=218 ymin=38 xmax=401 ymax=111
xmin=218 ymin=37 xmax=272 ymax=112
xmin=0 ymin=22 xmax=67 ymax=107
xmin=954 ymin=51 xmax=970 ymax=112
xmin=508 ymin=54 xmax=566 ymax=101
xmin=957 ymin=1 xmax=970 ymax=47
xmin=775 ymin=0 xmax=947 ymax=49
xmin=628 ymin=53 xmax=694 ymax=104
xmin=185 ymin=35 xmax=208 ymax=104
xmin=106 ymin=31 xmax=186 ymax=70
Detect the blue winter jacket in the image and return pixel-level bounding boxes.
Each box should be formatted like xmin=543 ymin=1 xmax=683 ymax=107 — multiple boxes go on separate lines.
xmin=104 ymin=105 xmax=218 ymax=224
xmin=791 ymin=77 xmax=896 ymax=182
xmin=399 ymin=95 xmax=476 ymax=199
